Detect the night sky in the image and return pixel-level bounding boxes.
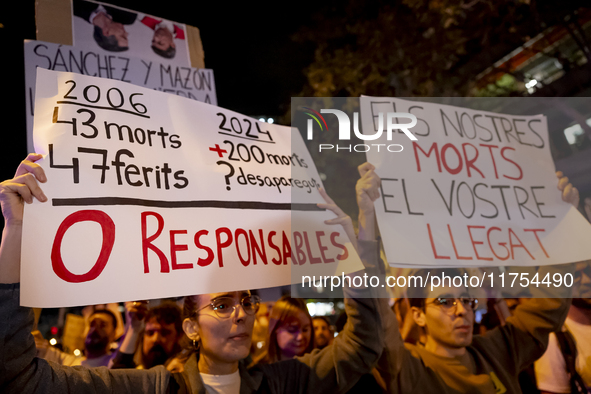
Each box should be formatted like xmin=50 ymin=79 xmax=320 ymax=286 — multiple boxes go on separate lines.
xmin=0 ymin=1 xmax=318 ymax=187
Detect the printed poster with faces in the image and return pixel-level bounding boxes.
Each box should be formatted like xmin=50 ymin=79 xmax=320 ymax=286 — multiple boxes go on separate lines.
xmin=20 ymin=68 xmax=361 ymax=307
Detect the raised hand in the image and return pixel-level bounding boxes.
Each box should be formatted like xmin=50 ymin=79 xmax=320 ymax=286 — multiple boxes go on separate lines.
xmin=125 ymin=300 xmax=149 ymax=331
xmin=556 ymin=171 xmax=579 ymax=208
xmin=356 ymin=162 xmax=381 ymax=215
xmin=0 ymin=153 xmax=48 ymax=283
xmin=317 ymin=188 xmax=358 ymax=252
xmin=356 ymin=162 xmax=381 ymax=241
xmin=0 ymin=153 xmax=47 ymax=226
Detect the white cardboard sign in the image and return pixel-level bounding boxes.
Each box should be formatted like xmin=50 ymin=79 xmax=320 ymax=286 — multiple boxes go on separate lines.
xmin=24 ymin=39 xmax=217 ymax=154
xmin=20 ymin=69 xmax=361 ymax=307
xmin=360 ymin=96 xmax=591 ymax=268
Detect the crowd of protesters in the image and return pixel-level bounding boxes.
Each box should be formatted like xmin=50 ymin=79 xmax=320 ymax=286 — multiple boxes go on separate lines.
xmin=1 ymin=153 xmax=590 ymax=393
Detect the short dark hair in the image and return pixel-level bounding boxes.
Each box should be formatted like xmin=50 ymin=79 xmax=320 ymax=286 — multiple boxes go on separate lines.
xmin=145 ymin=302 xmax=182 ymax=335
xmin=406 ymin=268 xmax=468 ymax=309
xmin=89 ymin=308 xmax=118 ymax=331
xmin=93 ymin=26 xmax=128 ymax=52
xmin=151 ymin=44 xmax=176 ymax=59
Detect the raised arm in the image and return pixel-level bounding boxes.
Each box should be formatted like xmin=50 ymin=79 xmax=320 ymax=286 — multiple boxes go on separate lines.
xmin=477 ymin=265 xmax=573 ymax=376
xmin=110 ymin=301 xmax=148 ymax=369
xmin=478 ymin=172 xmax=578 ymax=372
xmin=356 ymin=162 xmax=381 ymax=242
xmin=316 ymin=188 xmax=358 ymax=252
xmin=0 ymin=155 xmax=170 ymax=393
xmin=282 ymin=259 xmax=386 ymax=393
xmin=258 ymin=188 xmax=386 ymax=393
xmin=353 ymin=162 xmax=430 ymax=393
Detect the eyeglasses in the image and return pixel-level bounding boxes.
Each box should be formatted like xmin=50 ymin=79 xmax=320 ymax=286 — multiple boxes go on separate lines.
xmin=197 ymin=295 xmax=261 ymax=319
xmin=426 ymin=297 xmax=478 ymax=314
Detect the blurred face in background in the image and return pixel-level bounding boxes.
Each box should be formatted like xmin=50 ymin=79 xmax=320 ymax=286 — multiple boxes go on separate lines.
xmin=142 ymin=317 xmax=180 ymax=368
xmin=276 ymin=309 xmax=312 ymax=359
xmin=265 ymin=296 xmax=315 ymax=363
xmin=313 ymin=317 xmax=332 ymax=349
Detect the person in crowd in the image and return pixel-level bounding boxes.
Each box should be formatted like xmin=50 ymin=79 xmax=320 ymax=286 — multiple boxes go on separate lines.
xmin=111 ymin=301 xmax=184 ymax=370
xmin=312 ymin=316 xmax=333 ymax=350
xmin=252 ymin=295 xmax=315 ymax=364
xmin=535 ymin=294 xmax=591 ymax=393
xmin=0 ymin=153 xmax=385 ymax=394
xmin=83 ymin=308 xmax=120 ymax=367
xmin=73 ymin=0 xmax=137 ymax=52
xmin=354 ymin=161 xmax=577 ymax=393
xmin=34 ymin=308 xmax=119 ymax=367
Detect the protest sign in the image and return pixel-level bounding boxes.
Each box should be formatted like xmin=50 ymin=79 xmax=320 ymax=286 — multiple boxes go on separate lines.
xmin=24 ymin=39 xmax=217 ymax=154
xmin=360 ymin=97 xmax=591 ymax=268
xmin=20 ymin=68 xmax=361 ymax=307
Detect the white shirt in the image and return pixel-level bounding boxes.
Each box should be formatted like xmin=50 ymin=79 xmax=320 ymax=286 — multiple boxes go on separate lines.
xmin=200 ymin=370 xmax=241 ymax=394
xmin=534 ymin=316 xmax=591 ymax=393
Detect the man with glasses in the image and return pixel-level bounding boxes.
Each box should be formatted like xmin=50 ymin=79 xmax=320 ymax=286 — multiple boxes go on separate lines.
xmin=355 ymin=162 xmax=577 ymax=393
xmin=407 ymin=285 xmax=479 ymax=358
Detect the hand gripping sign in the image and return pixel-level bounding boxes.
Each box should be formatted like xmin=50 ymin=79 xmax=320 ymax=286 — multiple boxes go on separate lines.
xmin=20 ymin=68 xmax=362 ymax=307
xmin=360 ymin=96 xmax=591 ymax=268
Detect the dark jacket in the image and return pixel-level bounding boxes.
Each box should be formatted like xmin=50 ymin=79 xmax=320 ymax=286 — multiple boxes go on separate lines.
xmin=0 ymin=254 xmax=385 ymax=393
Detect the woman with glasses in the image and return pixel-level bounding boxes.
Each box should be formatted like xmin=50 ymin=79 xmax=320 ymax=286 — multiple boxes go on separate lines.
xmin=0 ymin=154 xmax=385 ymax=394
